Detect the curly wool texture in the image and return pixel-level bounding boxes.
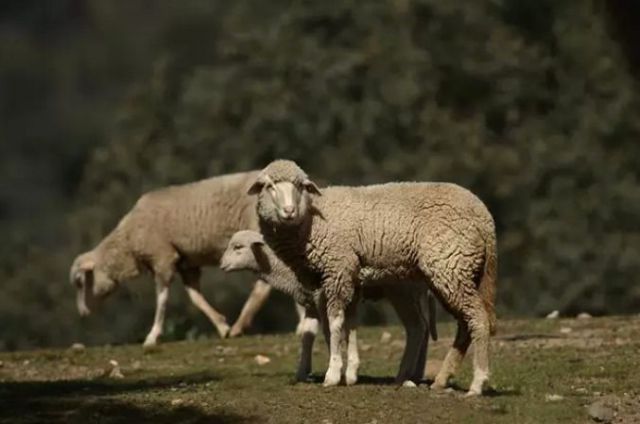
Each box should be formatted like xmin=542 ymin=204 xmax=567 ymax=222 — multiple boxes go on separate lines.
xmin=85 ymin=171 xmax=261 ymax=277
xmin=253 ymin=160 xmax=497 ymax=393
xmin=221 ymin=229 xmax=437 ymax=383
xmin=259 ymin=180 xmax=497 ymax=332
xmin=70 ymin=171 xmax=265 ymax=344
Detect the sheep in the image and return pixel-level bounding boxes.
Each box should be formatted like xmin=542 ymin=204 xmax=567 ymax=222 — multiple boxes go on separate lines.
xmin=247 ymin=160 xmax=497 ymax=396
xmin=70 ymin=170 xmax=281 ymax=347
xmin=220 ymin=229 xmax=438 ymax=385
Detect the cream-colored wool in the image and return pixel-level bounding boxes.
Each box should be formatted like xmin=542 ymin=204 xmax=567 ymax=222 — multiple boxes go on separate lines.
xmin=250 ymin=160 xmax=497 ymax=395
xmin=70 ymin=171 xmax=277 ymax=347
xmin=220 ymin=229 xmax=436 ymax=385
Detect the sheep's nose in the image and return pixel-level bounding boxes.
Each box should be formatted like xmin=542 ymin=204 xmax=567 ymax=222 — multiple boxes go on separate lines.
xmin=282 ymin=205 xmax=296 ymax=217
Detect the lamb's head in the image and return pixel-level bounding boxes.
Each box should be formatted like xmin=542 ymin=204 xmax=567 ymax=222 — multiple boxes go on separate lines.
xmin=220 ymin=230 xmax=270 ymax=273
xmin=248 ymin=159 xmax=321 ymax=226
xmin=69 ymin=251 xmax=119 ymax=316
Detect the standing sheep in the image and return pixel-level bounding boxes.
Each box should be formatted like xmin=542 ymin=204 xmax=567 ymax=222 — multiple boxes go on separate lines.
xmin=247 ymin=160 xmax=497 ymax=395
xmin=220 ymin=229 xmax=437 ymax=385
xmin=70 ymin=171 xmax=279 ymax=346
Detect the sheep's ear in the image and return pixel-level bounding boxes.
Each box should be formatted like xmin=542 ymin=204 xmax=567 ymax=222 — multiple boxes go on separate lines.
xmin=303 ymin=179 xmax=322 ymax=196
xmin=247 ymin=180 xmax=264 ymax=195
xmin=249 ymin=233 xmax=265 ymax=246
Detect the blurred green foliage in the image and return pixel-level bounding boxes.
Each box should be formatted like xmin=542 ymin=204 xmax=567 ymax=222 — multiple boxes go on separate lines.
xmin=1 ymin=0 xmax=639 ymax=350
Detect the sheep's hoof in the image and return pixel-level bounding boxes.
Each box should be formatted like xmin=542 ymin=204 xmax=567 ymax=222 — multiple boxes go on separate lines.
xmin=464 ymin=389 xmax=482 ymax=397
xmin=430 ymin=380 xmax=448 ymax=391
xmin=218 ymin=324 xmax=231 ymax=339
xmin=345 ymin=372 xmax=358 ymax=386
xmin=142 ymin=341 xmax=159 ymax=352
xmin=228 ymin=325 xmax=243 ymax=338
xmin=323 ymin=370 xmax=341 ymax=387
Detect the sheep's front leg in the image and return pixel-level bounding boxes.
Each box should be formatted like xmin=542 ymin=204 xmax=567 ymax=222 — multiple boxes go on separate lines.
xmin=324 ymin=308 xmax=345 ymax=387
xmin=144 ymin=273 xmax=172 ymax=347
xmin=322 ymin=268 xmax=356 ymax=387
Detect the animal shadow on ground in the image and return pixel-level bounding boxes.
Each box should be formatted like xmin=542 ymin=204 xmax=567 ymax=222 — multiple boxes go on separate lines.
xmin=0 ymin=371 xmax=258 ymax=424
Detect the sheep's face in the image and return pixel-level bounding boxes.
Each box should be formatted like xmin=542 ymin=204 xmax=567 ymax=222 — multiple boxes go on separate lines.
xmin=70 ymin=252 xmax=119 ymax=316
xmin=220 ymin=230 xmax=265 ymax=273
xmin=248 ymin=160 xmax=321 ymax=227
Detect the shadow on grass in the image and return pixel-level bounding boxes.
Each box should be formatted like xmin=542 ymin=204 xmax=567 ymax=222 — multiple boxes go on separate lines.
xmin=0 ymin=371 xmax=259 ymax=424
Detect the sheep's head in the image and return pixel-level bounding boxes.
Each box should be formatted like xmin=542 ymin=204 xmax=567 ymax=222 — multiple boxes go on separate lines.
xmin=220 ymin=230 xmax=269 ymax=273
xmin=248 ymin=159 xmax=321 ymax=226
xmin=69 ymin=251 xmax=119 ymax=316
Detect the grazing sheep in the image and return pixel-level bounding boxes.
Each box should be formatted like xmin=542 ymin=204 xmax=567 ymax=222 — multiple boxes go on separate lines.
xmin=70 ymin=171 xmax=281 ymax=347
xmin=220 ymin=229 xmax=438 ymax=385
xmin=248 ymin=160 xmax=497 ymax=395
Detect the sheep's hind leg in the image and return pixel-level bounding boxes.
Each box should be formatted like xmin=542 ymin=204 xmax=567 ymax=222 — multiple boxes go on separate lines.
xmin=344 ymin=302 xmax=360 ymax=386
xmin=431 ymin=320 xmax=470 ymax=390
xmin=387 ymin=290 xmax=426 ymax=386
xmin=181 ymin=268 xmax=230 ymax=338
xmin=229 ymin=279 xmax=272 ymax=337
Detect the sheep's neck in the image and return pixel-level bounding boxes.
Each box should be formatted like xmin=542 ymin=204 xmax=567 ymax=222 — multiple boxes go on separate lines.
xmin=96 ymin=224 xmax=141 ymax=282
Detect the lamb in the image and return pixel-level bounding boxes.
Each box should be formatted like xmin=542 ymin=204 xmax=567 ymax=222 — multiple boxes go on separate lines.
xmin=247 ymin=160 xmax=497 ymax=396
xmin=220 ymin=229 xmax=438 ymax=385
xmin=70 ymin=170 xmax=279 ymax=347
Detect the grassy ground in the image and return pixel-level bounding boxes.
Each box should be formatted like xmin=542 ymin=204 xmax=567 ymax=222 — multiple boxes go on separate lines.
xmin=1 ymin=316 xmax=639 ymax=423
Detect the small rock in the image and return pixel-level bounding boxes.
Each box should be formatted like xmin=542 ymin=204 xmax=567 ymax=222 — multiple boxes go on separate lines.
xmin=360 ymin=343 xmax=372 ymax=352
xmin=131 ymin=360 xmax=142 ymax=370
xmin=171 ymin=398 xmax=184 ymax=407
xmin=575 ymin=387 xmax=588 ymax=394
xmin=380 ymin=331 xmax=392 ymax=343
xmin=546 ymin=310 xmax=560 ymax=319
xmin=70 ymin=343 xmax=86 ymax=352
xmin=391 ymin=340 xmax=405 ymax=349
xmin=545 ymin=394 xmax=564 ymax=402
xmin=587 ymin=401 xmax=614 ymax=423
xmin=402 ymin=380 xmax=417 ymax=388
xmin=108 ymin=360 xmax=124 ymax=379
xmin=0 ymin=361 xmax=4 ymax=368
xmin=560 ymin=327 xmax=572 ymax=334
xmin=22 ymin=360 xmax=30 ymax=366
xmin=577 ymin=312 xmax=592 ymax=320
xmin=254 ymin=354 xmax=271 ymax=366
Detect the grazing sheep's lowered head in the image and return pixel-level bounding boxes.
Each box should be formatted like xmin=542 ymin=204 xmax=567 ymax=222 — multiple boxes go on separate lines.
xmin=220 ymin=230 xmax=269 ymax=273
xmin=248 ymin=160 xmax=321 ymax=226
xmin=69 ymin=251 xmax=119 ymax=316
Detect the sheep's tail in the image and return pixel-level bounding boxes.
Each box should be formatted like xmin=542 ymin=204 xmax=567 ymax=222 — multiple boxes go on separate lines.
xmin=479 ymin=232 xmax=498 ymax=336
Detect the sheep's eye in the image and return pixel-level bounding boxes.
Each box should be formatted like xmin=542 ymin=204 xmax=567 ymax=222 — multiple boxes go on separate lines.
xmin=232 ymin=244 xmax=242 ymax=251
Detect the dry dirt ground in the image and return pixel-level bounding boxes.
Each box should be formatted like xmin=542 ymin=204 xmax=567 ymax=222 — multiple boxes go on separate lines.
xmin=1 ymin=316 xmax=639 ymax=423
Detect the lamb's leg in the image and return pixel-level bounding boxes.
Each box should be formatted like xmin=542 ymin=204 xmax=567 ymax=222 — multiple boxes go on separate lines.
xmin=295 ymin=303 xmax=306 ymax=336
xmin=387 ymin=291 xmax=427 ymax=385
xmin=143 ymin=270 xmax=173 ymax=347
xmin=344 ymin=302 xmax=360 ymax=386
xmin=181 ymin=268 xmax=230 ymax=338
xmin=296 ymin=304 xmax=319 ymax=382
xmin=229 ymin=279 xmax=272 ymax=337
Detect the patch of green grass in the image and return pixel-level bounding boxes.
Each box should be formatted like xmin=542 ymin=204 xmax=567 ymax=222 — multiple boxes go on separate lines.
xmin=1 ymin=317 xmax=639 ymax=423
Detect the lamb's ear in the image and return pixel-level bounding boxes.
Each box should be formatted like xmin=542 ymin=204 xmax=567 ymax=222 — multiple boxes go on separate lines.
xmin=303 ymin=178 xmax=322 ymax=196
xmin=249 ymin=232 xmax=265 ymax=246
xmin=78 ymin=259 xmax=95 ymax=283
